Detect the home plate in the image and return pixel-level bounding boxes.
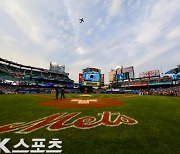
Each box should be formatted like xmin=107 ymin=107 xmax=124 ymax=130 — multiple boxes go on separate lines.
xmin=71 ymin=99 xmax=97 ymax=104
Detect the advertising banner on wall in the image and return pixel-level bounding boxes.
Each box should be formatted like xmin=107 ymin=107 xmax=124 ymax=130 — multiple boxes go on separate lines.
xmin=109 ymin=66 xmax=134 ymax=81
xmin=79 ymin=73 xmax=83 ymax=83
xmin=122 ymin=66 xmax=134 ymax=73
xmin=116 ymin=74 xmax=124 ymax=80
xmin=116 ymin=73 xmax=129 ymax=80
xmin=165 ymin=68 xmax=180 ymax=81
xmin=129 ymin=72 xmax=134 ymax=79
xmin=83 ymin=81 xmax=100 ymax=86
xmin=139 ymin=70 xmax=160 ymax=78
xmin=109 ymin=71 xmax=116 ymax=82
xmin=101 ymin=74 xmax=104 ymax=83
xmin=123 ymin=66 xmax=134 ymax=79
xmin=172 ymin=72 xmax=180 ymax=80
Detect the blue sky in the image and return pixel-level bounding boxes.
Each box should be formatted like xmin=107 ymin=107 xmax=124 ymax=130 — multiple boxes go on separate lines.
xmin=0 ymin=0 xmax=179 ymax=83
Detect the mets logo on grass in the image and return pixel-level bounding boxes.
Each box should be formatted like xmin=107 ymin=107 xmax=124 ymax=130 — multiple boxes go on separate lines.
xmin=0 ymin=112 xmax=138 ymax=134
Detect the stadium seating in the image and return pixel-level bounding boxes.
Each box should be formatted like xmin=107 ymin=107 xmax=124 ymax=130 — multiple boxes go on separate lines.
xmin=0 ymin=58 xmax=73 ymax=87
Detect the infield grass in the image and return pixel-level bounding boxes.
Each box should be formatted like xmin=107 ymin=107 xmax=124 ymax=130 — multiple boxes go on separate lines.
xmin=0 ymin=94 xmax=180 ymax=154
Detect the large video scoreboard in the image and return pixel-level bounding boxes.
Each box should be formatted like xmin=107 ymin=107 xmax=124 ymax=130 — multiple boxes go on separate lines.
xmin=83 ymin=73 xmax=100 ymax=82
xmin=79 ymin=67 xmax=104 ymax=87
xmin=109 ymin=66 xmax=135 ymax=82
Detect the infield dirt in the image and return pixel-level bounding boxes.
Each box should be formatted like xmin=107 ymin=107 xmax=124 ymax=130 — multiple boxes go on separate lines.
xmin=39 ymin=98 xmax=125 ymax=108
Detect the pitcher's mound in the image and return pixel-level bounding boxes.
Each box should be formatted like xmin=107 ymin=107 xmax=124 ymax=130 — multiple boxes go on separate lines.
xmin=40 ymin=98 xmax=124 ymax=108
xmin=79 ymin=94 xmax=92 ymax=97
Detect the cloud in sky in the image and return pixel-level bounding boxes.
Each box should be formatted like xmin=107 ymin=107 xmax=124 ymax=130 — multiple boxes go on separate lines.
xmin=0 ymin=0 xmax=179 ymax=83
xmin=107 ymin=0 xmax=124 ymax=17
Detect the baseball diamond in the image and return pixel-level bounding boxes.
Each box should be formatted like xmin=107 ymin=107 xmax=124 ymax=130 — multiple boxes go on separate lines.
xmin=0 ymin=93 xmax=180 ymax=154
xmin=39 ymin=98 xmax=125 ymax=108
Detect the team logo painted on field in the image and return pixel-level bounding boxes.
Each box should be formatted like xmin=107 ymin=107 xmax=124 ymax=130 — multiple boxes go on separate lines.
xmin=71 ymin=99 xmax=97 ymax=104
xmin=0 ymin=112 xmax=138 ymax=134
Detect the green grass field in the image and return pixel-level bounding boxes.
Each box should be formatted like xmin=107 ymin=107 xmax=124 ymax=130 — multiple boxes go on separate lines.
xmin=0 ymin=94 xmax=180 ymax=154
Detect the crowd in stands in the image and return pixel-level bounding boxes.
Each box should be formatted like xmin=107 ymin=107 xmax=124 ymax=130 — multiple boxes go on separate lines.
xmin=0 ymin=85 xmax=17 ymax=94
xmin=0 ymin=85 xmax=52 ymax=94
xmin=63 ymin=88 xmax=81 ymax=93
xmin=137 ymin=86 xmax=180 ymax=96
xmin=148 ymin=86 xmax=180 ymax=96
xmin=0 ymin=84 xmax=179 ymax=96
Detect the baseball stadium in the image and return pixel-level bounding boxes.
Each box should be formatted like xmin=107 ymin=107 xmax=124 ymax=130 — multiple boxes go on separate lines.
xmin=0 ymin=1 xmax=180 ymax=154
xmin=0 ymin=57 xmax=180 ymax=153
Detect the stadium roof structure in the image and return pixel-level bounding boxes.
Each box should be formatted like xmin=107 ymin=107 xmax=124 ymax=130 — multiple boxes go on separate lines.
xmin=0 ymin=57 xmax=68 ymax=75
xmin=83 ymin=67 xmax=101 ymax=74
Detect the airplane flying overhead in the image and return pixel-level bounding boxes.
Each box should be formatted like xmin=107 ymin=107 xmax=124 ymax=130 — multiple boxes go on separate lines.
xmin=79 ymin=18 xmax=84 ymax=23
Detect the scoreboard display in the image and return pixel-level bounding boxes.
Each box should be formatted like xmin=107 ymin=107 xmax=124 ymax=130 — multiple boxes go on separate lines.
xmin=79 ymin=67 xmax=103 ymax=87
xmin=116 ymin=72 xmax=129 ymax=80
xmin=83 ymin=73 xmax=100 ymax=82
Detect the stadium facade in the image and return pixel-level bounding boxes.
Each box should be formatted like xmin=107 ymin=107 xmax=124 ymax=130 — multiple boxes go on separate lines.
xmin=0 ymin=57 xmax=179 ymax=94
xmin=108 ymin=65 xmax=180 ymax=90
xmin=0 ymin=57 xmax=73 ymax=87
